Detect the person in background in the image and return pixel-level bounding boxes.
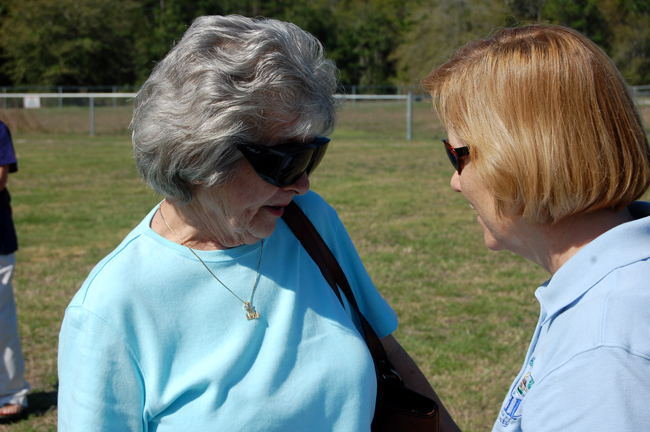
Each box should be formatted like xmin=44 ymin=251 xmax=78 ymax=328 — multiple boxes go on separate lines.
xmin=58 ymin=15 xmax=458 ymax=431
xmin=0 ymin=119 xmax=29 ymax=421
xmin=423 ymin=25 xmax=650 ymax=431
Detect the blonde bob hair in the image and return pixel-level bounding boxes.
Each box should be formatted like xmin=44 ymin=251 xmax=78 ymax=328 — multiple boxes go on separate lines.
xmin=423 ymin=25 xmax=650 ymax=224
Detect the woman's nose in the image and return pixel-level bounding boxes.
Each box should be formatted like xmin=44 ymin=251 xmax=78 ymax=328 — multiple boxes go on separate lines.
xmin=450 ymin=171 xmax=461 ymax=192
xmin=283 ymin=172 xmax=310 ymax=195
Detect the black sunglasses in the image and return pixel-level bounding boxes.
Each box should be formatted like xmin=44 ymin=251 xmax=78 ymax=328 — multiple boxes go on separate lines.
xmin=237 ymin=136 xmax=330 ymax=187
xmin=443 ymin=139 xmax=470 ymax=174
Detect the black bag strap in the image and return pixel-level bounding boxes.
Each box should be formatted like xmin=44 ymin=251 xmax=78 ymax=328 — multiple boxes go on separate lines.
xmin=282 ymin=201 xmax=399 ymax=381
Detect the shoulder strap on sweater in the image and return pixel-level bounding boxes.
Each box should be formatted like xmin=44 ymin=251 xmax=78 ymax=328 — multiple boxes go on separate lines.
xmin=281 ymin=201 xmax=395 ymax=376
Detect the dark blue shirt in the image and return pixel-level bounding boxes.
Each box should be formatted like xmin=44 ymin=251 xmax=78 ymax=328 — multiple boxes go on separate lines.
xmin=0 ymin=120 xmax=18 ymax=255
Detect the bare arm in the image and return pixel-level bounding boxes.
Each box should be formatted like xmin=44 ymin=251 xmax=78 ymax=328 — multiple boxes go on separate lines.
xmin=381 ymin=334 xmax=462 ymax=432
xmin=0 ymin=164 xmax=8 ymax=192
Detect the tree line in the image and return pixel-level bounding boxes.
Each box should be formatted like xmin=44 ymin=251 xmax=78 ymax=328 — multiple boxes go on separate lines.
xmin=0 ymin=0 xmax=648 ymax=88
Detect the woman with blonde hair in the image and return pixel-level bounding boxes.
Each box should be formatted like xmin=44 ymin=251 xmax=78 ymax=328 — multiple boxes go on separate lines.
xmin=424 ymin=25 xmax=650 ymax=431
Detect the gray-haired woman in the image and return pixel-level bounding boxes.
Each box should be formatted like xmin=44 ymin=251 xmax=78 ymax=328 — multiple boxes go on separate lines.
xmin=57 ymin=15 xmax=457 ymax=432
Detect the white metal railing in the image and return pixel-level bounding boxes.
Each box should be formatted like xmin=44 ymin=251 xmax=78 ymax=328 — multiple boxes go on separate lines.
xmin=335 ymin=93 xmax=414 ymax=140
xmin=630 ymin=85 xmax=650 ymax=107
xmin=0 ymin=92 xmax=416 ymax=139
xmin=1 ymin=92 xmax=137 ymax=136
xmin=3 ymin=85 xmax=647 ymax=138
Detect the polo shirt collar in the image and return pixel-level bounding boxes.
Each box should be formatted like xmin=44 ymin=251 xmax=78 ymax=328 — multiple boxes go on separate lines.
xmin=535 ymin=201 xmax=650 ymax=324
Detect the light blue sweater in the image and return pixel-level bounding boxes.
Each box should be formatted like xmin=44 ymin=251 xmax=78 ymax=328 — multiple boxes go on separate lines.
xmin=58 ymin=192 xmax=397 ymax=431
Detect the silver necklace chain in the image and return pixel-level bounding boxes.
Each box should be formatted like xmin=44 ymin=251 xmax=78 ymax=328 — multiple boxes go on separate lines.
xmin=158 ymin=201 xmax=263 ymax=320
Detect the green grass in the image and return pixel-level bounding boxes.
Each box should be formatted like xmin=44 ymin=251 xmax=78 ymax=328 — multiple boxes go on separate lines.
xmin=1 ymin=101 xmax=648 ymax=431
xmin=1 ymin=133 xmax=162 ymax=431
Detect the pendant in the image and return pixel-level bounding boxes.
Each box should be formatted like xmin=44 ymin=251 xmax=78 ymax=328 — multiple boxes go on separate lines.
xmin=244 ymin=302 xmax=259 ymax=320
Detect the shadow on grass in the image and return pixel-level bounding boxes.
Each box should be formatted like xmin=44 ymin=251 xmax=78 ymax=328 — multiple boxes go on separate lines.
xmin=0 ymin=386 xmax=58 ymax=425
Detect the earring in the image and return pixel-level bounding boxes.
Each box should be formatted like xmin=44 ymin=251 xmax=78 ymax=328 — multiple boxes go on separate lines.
xmin=192 ymin=179 xmax=203 ymax=185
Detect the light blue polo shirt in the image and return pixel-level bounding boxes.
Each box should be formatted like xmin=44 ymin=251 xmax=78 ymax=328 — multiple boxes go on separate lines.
xmin=58 ymin=191 xmax=398 ymax=431
xmin=493 ymin=202 xmax=650 ymax=431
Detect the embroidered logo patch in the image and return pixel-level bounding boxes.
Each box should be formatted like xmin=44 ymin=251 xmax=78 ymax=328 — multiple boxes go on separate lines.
xmin=499 ymin=358 xmax=535 ymax=427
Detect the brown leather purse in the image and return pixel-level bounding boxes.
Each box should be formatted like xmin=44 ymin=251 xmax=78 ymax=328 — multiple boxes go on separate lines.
xmin=282 ymin=201 xmax=439 ymax=432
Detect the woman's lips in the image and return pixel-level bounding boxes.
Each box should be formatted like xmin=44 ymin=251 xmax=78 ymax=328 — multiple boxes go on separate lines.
xmin=265 ymin=205 xmax=286 ymax=216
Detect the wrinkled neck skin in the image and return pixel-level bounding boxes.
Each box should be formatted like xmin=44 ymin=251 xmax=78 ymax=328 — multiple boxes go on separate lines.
xmin=520 ymin=207 xmax=634 ymax=275
xmin=152 ymin=190 xmax=250 ymax=251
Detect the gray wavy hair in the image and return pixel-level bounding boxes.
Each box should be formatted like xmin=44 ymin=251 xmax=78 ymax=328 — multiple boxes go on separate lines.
xmin=130 ymin=15 xmax=340 ymax=205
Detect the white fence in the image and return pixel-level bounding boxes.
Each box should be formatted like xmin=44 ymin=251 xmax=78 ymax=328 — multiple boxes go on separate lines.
xmin=0 ymin=92 xmax=418 ymax=138
xmin=631 ymin=85 xmax=650 ymax=106
xmin=3 ymin=92 xmax=134 ymax=136
xmin=1 ymin=86 xmax=649 ymax=137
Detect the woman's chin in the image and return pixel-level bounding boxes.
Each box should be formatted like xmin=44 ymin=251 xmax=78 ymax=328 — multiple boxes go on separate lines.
xmin=482 ymin=232 xmax=505 ymax=251
xmin=243 ymin=218 xmax=279 ymax=244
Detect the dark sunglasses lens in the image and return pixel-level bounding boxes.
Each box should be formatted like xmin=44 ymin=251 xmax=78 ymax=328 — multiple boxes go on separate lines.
xmin=239 ymin=138 xmax=330 ymax=187
xmin=276 ymin=140 xmax=329 ymax=187
xmin=305 ymin=141 xmax=328 ymax=175
xmin=237 ymin=144 xmax=277 ymax=185
xmin=277 ymin=151 xmax=314 ymax=186
xmin=444 ymin=144 xmax=459 ymax=171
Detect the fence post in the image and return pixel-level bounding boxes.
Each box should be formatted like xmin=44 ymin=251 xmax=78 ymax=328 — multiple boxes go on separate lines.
xmin=2 ymin=88 xmax=5 ymax=110
xmin=352 ymin=85 xmax=356 ymax=106
xmin=112 ymin=86 xmax=117 ymax=108
xmin=59 ymin=86 xmax=63 ymax=109
xmin=406 ymin=91 xmax=413 ymax=141
xmin=90 ymin=96 xmax=95 ymax=137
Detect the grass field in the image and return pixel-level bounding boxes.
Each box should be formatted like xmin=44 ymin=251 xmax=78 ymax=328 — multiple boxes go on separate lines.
xmin=1 ymin=102 xmax=649 ymax=431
